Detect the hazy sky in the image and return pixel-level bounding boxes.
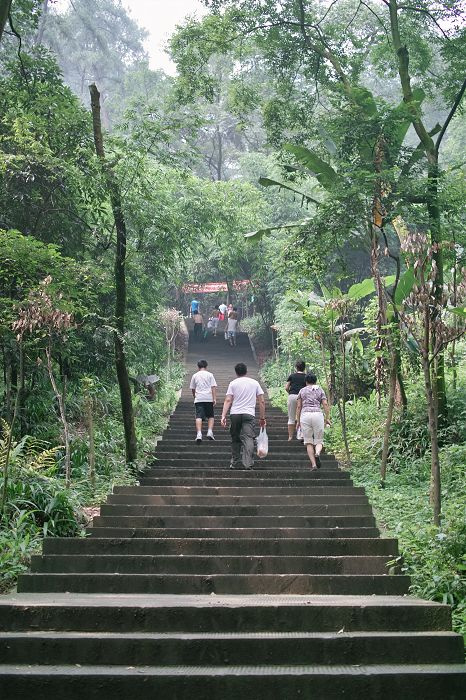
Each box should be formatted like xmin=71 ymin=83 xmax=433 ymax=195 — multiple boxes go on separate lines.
xmin=122 ymin=0 xmax=207 ymax=74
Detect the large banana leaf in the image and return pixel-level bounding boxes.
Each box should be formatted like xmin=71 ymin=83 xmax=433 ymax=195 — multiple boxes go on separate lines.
xmin=258 ymin=177 xmax=321 ymax=206
xmin=244 ymin=218 xmax=313 ymax=241
xmin=283 ymin=144 xmax=339 ymax=190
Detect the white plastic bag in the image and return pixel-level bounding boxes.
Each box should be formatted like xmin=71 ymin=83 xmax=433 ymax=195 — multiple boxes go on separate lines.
xmin=296 ymin=426 xmax=303 ymax=441
xmin=256 ymin=427 xmax=268 ymax=458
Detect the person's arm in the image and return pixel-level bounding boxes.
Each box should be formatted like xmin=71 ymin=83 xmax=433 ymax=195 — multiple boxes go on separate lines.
xmin=257 ymin=394 xmax=266 ymax=426
xmin=322 ymin=399 xmax=331 ymax=426
xmin=296 ymin=396 xmax=302 ymax=426
xmin=285 ymin=381 xmax=291 ymax=393
xmin=221 ymin=395 xmax=233 ymax=427
xmin=212 ymin=386 xmax=217 ymax=406
xmin=191 ymin=388 xmax=196 ymax=399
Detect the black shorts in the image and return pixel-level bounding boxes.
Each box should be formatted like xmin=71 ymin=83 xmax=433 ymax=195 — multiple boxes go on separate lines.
xmin=195 ymin=402 xmax=214 ymax=420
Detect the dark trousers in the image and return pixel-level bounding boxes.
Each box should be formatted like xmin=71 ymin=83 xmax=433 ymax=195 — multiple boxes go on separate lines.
xmin=230 ymin=413 xmax=255 ymax=468
xmin=193 ymin=323 xmax=202 ymax=339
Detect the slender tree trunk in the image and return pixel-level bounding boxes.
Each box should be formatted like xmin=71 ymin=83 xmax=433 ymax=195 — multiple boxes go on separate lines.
xmin=35 ymin=0 xmax=50 ymax=45
xmin=380 ymin=349 xmax=397 ymax=485
xmin=339 ymin=328 xmax=351 ymax=464
xmin=0 ymin=342 xmax=23 ymax=518
xmin=89 ymin=83 xmax=137 ymax=464
xmin=46 ymin=346 xmax=71 ymax=488
xmin=0 ymin=0 xmax=12 ymax=44
xmin=85 ymin=394 xmax=95 ymax=490
xmin=426 ymin=160 xmax=447 ymax=424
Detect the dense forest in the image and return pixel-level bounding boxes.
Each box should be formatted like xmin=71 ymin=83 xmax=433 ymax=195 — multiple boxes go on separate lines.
xmin=0 ymin=0 xmax=465 ymax=635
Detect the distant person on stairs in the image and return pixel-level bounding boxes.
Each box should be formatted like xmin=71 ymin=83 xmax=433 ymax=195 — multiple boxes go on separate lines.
xmin=193 ymin=310 xmax=203 ymax=339
xmin=221 ymin=363 xmax=266 ymax=469
xmin=227 ymin=307 xmax=238 ymax=346
xmin=190 ymin=298 xmax=200 ymax=317
xmin=190 ymin=359 xmax=217 ymax=443
xmin=285 ymin=360 xmax=307 ymax=441
xmin=296 ymin=373 xmax=331 ymax=470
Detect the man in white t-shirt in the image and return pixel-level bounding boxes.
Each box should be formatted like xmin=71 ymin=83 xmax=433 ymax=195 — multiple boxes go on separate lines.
xmin=221 ymin=362 xmax=266 ymax=469
xmin=189 ymin=359 xmax=217 ymax=443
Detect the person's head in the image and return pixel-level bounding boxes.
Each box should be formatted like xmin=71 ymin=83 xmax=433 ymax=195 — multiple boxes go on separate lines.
xmin=198 ymin=359 xmax=208 ymax=369
xmin=235 ymin=362 xmax=247 ymax=377
xmin=295 ymin=360 xmax=305 ymax=372
xmin=215 ymin=305 xmax=219 ymax=310
xmin=233 ymin=306 xmax=238 ymax=311
xmin=305 ymin=372 xmax=317 ymax=385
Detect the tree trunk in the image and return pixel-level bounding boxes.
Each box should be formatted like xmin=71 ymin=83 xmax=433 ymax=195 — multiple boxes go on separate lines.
xmin=89 ymin=83 xmax=137 ymax=464
xmin=0 ymin=342 xmax=23 ymax=518
xmin=46 ymin=346 xmax=71 ymax=488
xmin=426 ymin=160 xmax=447 ymax=424
xmin=339 ymin=328 xmax=351 ymax=465
xmin=85 ymin=394 xmax=95 ymax=490
xmin=380 ymin=349 xmax=397 ymax=485
xmin=422 ymin=355 xmax=441 ymax=526
xmin=35 ymin=0 xmax=50 ymax=45
xmin=0 ymin=0 xmax=12 ymax=44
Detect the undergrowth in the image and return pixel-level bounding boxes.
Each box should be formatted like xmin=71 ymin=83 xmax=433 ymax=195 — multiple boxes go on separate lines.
xmin=0 ymin=361 xmax=185 ymax=593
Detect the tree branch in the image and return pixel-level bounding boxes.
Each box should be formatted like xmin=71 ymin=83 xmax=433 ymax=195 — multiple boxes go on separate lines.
xmin=435 ymin=77 xmax=466 ymax=155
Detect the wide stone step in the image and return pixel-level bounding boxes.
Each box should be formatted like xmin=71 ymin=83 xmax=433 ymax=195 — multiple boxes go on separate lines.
xmin=0 ymin=594 xmax=453 ymax=633
xmin=42 ymin=537 xmax=399 ymax=557
xmin=4 ymin=663 xmax=464 ymax=700
xmin=113 ymin=485 xmax=366 ymax=496
xmin=2 ymin=662 xmax=464 ymax=699
xmin=30 ymin=554 xmax=395 ymax=575
xmin=141 ymin=468 xmax=350 ymax=479
xmin=149 ymin=460 xmax=339 ymax=469
xmin=106 ymin=494 xmax=369 ymax=505
xmin=99 ymin=504 xmax=373 ymax=517
xmin=87 ymin=526 xmax=381 ymax=539
xmin=91 ymin=514 xmax=376 ymax=528
xmin=155 ymin=443 xmax=328 ymax=453
xmin=1 ymin=630 xmax=462 ymax=666
xmin=139 ymin=477 xmax=354 ymax=487
xmin=18 ymin=572 xmax=410 ymax=595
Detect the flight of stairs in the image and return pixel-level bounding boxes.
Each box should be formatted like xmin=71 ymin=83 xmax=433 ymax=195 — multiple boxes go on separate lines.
xmin=0 ymin=329 xmax=464 ymax=698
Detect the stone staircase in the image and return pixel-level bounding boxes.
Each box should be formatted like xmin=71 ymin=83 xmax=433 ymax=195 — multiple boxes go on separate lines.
xmin=0 ymin=330 xmax=464 ymax=698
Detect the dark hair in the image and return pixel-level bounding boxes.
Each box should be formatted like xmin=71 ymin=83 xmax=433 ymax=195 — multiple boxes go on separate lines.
xmin=233 ymin=306 xmax=238 ymax=311
xmin=198 ymin=359 xmax=208 ymax=369
xmin=235 ymin=362 xmax=247 ymax=376
xmin=295 ymin=360 xmax=305 ymax=372
xmin=305 ymin=372 xmax=317 ymax=384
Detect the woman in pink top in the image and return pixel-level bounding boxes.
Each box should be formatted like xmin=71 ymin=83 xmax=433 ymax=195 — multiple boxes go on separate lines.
xmin=296 ymin=373 xmax=331 ymax=470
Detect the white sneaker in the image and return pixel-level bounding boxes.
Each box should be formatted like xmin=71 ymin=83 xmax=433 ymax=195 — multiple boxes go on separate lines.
xmin=207 ymin=430 xmax=215 ymax=441
xmin=195 ymin=431 xmax=202 ymax=444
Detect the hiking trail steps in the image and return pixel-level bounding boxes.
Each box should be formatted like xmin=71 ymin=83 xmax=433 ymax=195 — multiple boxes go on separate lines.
xmin=0 ymin=328 xmax=464 ymax=698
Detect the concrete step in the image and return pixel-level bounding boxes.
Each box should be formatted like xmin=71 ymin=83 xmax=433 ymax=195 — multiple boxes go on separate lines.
xmin=141 ymin=468 xmax=350 ymax=479
xmin=86 ymin=527 xmax=382 ymax=539
xmin=90 ymin=514 xmax=377 ymax=528
xmin=106 ymin=494 xmax=369 ymax=505
xmin=42 ymin=537 xmax=400 ymax=557
xmin=98 ymin=504 xmax=373 ymax=517
xmin=30 ymin=554 xmax=396 ymax=575
xmin=0 ymin=594 xmax=454 ymax=633
xmin=148 ymin=460 xmax=340 ymax=469
xmin=17 ymin=573 xmax=411 ymax=595
xmin=4 ymin=663 xmax=464 ymax=700
xmin=113 ymin=485 xmax=365 ymax=495
xmin=139 ymin=477 xmax=354 ymax=487
xmin=2 ymin=662 xmax=464 ymax=700
xmin=1 ymin=630 xmax=462 ymax=666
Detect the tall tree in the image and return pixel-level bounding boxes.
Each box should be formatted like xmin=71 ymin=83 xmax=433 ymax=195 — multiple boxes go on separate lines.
xmin=89 ymin=82 xmax=137 ymax=464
